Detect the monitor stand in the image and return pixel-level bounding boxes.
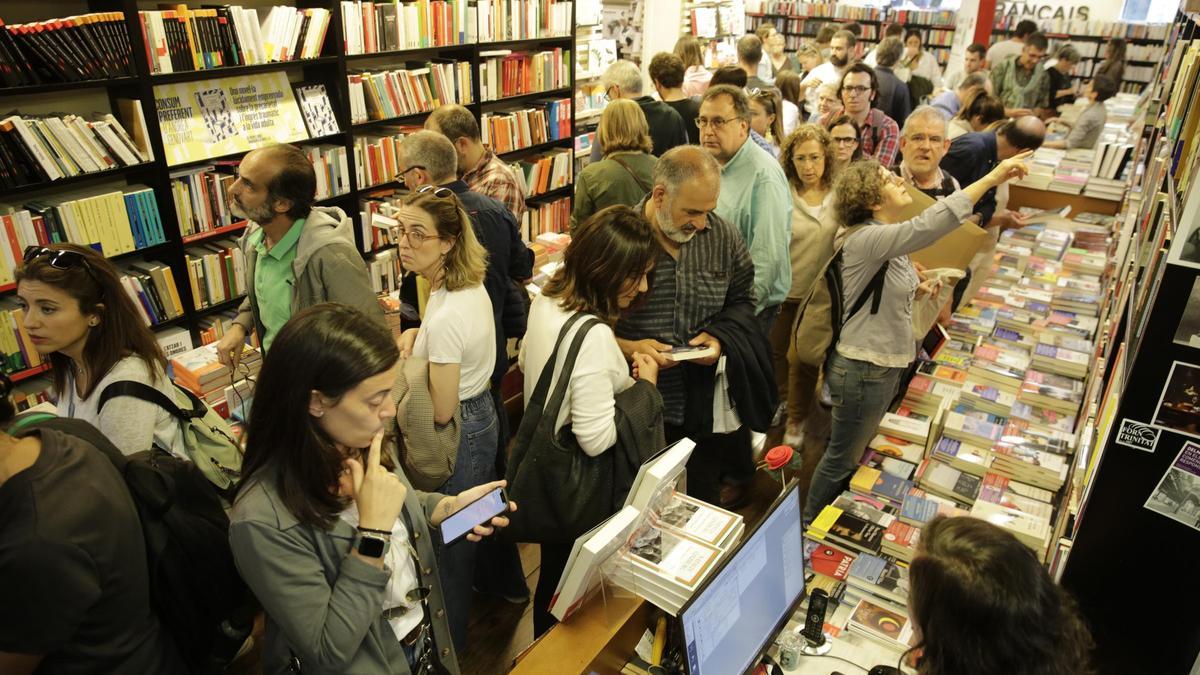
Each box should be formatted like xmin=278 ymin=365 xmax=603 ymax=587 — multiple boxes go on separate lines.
xmin=793 ymin=624 xmax=833 ymax=656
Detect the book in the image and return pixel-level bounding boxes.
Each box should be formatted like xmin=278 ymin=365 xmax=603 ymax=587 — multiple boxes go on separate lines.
xmin=930 ymin=436 xmax=992 ymax=477
xmin=847 ymin=598 xmax=915 ymax=650
xmin=832 ymin=492 xmax=898 ymax=529
xmin=969 ymin=500 xmax=1053 ymax=559
xmin=624 ymin=439 xmax=696 ymax=510
xmin=622 ymin=524 xmax=723 ymax=614
xmin=808 ymin=505 xmax=885 ymax=555
xmin=139 ymin=6 xmax=331 ymax=73
xmin=898 ymin=492 xmax=968 ymax=526
xmin=0 ymin=13 xmax=134 ymax=85
xmin=550 ymin=505 xmax=642 ymax=621
xmin=479 ymin=47 xmax=571 ymax=101
xmin=880 ymin=520 xmax=920 ymax=562
xmin=807 ymin=541 xmax=855 ymax=582
xmin=868 ymin=434 xmax=927 ymax=464
xmin=294 ymin=84 xmax=340 ymax=137
xmin=917 ymin=458 xmax=982 ymax=506
xmin=878 ymin=412 xmax=931 ymax=445
xmin=846 ymin=552 xmax=910 ymax=606
xmin=860 ymin=449 xmax=919 ymax=482
xmin=849 ymin=465 xmax=911 ymax=508
xmin=651 ymin=491 xmax=743 ymax=550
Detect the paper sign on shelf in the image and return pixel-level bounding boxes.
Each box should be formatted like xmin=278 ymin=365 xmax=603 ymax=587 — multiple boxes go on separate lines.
xmin=154 ymin=71 xmax=309 ymax=167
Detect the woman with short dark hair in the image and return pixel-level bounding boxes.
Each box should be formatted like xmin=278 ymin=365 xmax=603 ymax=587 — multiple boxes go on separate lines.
xmin=824 ymin=114 xmax=862 ymax=171
xmin=806 ymin=154 xmax=1030 ymax=517
xmin=230 ymin=303 xmax=514 ymax=674
xmin=518 ymin=205 xmax=662 ymax=637
xmin=908 ymin=516 xmax=1094 ymax=675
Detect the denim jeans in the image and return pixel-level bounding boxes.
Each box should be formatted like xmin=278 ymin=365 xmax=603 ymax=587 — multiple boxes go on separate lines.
xmin=805 ymin=353 xmax=905 ymax=519
xmin=434 ymin=390 xmax=498 ymax=652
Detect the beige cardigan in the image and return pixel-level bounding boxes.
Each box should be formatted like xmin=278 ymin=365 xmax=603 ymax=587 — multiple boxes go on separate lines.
xmin=786 ymin=188 xmax=839 ymax=302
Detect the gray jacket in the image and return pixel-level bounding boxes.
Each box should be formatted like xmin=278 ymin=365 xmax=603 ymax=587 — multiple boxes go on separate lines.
xmin=229 ymin=466 xmax=460 ymax=675
xmin=233 ymin=206 xmax=386 ymax=339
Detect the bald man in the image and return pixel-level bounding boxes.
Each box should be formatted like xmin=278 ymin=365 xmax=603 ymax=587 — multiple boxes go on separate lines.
xmin=217 ymin=144 xmax=384 ymax=365
xmin=941 ymin=115 xmax=1045 ymax=230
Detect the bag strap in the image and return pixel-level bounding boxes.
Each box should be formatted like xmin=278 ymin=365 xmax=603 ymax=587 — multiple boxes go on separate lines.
xmin=99 ymin=380 xmax=208 ymax=421
xmin=538 ymin=317 xmax=604 ymax=430
xmin=846 ymin=259 xmax=890 ymax=322
xmin=525 ymin=312 xmax=590 ymax=411
xmin=608 ymin=155 xmax=652 ymax=193
xmin=5 ymin=411 xmax=58 ymax=435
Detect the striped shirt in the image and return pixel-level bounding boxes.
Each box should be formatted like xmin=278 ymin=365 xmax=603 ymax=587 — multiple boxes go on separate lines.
xmin=616 ymin=197 xmax=756 ymax=425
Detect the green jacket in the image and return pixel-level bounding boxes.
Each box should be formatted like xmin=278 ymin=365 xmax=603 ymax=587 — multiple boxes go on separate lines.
xmin=233 ymin=206 xmax=386 ymax=341
xmin=570 ymin=152 xmax=656 ymax=230
xmin=229 ymin=465 xmax=459 ymax=675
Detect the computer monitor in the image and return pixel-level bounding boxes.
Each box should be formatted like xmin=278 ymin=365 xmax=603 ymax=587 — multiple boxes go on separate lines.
xmin=679 ymin=481 xmax=806 ymax=675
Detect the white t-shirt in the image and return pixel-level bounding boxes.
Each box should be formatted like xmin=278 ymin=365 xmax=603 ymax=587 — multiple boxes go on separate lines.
xmin=518 ymin=295 xmax=633 ymax=457
xmin=782 ymin=99 xmax=801 ymax=137
xmin=338 ymin=503 xmax=422 ymax=640
xmin=414 ymin=284 xmax=496 ymax=400
xmin=59 ymin=355 xmax=187 ymax=459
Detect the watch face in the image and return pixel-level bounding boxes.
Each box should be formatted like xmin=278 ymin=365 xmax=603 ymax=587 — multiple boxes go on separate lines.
xmin=358 ymin=536 xmax=386 ymax=558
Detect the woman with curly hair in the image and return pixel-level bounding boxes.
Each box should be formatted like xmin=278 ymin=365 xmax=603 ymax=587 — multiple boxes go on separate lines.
xmin=805 ymin=152 xmax=1031 ymax=517
xmin=772 ymin=124 xmax=838 ymax=448
xmin=906 ymin=516 xmax=1094 ymax=675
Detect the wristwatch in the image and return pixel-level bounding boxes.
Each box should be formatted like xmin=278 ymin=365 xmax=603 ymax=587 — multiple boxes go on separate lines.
xmin=357 ymin=532 xmax=390 ymax=559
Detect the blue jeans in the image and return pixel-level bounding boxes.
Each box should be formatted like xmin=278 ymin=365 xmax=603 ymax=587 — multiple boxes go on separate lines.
xmin=434 ymin=390 xmax=498 ymax=653
xmin=805 ymin=353 xmax=905 ymax=520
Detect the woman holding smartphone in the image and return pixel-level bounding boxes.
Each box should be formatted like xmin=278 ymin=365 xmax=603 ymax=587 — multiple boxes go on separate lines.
xmin=229 ymin=303 xmax=514 ymax=675
xmin=517 ymin=205 xmax=662 ymax=637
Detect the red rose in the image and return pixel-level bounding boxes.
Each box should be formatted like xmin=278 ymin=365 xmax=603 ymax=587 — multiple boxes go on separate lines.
xmin=765 ymin=445 xmax=794 ymax=470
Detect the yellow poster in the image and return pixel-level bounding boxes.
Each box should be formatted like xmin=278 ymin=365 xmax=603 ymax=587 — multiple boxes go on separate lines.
xmin=154 ymin=71 xmax=309 ymax=166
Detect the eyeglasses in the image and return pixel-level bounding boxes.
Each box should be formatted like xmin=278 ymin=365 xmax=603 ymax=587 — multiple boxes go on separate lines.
xmin=696 ymin=116 xmax=740 ymax=130
xmin=905 ymin=134 xmax=945 ymax=146
xmin=832 ymin=136 xmax=859 ymax=145
xmin=401 ymin=165 xmax=426 ymax=178
xmin=602 ymin=85 xmax=618 ymax=103
xmin=416 ymin=184 xmax=454 ymax=199
xmin=393 ymin=226 xmax=441 ymax=247
xmin=842 ymin=85 xmax=872 ymax=95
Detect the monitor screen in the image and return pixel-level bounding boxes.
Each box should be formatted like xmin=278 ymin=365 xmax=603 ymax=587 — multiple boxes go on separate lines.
xmin=680 ymin=482 xmax=806 ymax=675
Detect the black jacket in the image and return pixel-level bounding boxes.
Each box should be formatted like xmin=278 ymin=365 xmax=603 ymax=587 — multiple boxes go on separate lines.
xmin=681 ymin=304 xmax=779 ymax=435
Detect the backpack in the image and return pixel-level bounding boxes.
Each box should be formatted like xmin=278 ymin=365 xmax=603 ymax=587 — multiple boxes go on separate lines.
xmin=7 ymin=413 xmax=251 ymax=672
xmin=793 ymin=242 xmax=891 ymax=367
xmin=98 ymin=380 xmax=243 ymax=493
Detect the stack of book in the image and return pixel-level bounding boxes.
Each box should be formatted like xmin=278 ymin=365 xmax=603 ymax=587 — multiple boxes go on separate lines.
xmin=509 ymin=148 xmax=572 ymax=197
xmin=479 ymin=48 xmax=571 ymax=101
xmin=0 ymin=184 xmax=165 ymax=282
xmin=119 ymin=262 xmax=186 ymax=326
xmin=347 ymin=61 xmax=473 ymax=123
xmin=170 ymin=342 xmax=262 ymax=416
xmin=139 ymin=5 xmax=331 ymax=73
xmin=0 ymin=13 xmax=133 ymax=85
xmin=481 ymin=98 xmax=572 ymax=154
xmin=184 ymin=239 xmax=246 ymax=310
xmin=305 ymin=144 xmax=351 ymax=201
xmin=0 ymin=300 xmax=44 ymax=374
xmin=353 ymin=125 xmax=420 ymax=189
xmin=340 ymin=0 xmax=470 ymax=53
xmin=476 ymin=0 xmax=574 ymax=42
xmin=0 ymin=112 xmax=149 ymax=187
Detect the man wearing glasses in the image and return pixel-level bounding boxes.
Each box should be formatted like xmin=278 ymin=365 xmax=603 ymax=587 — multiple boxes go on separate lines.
xmin=825 ymin=63 xmax=901 ymax=168
xmin=591 ymin=60 xmax=689 ymax=162
xmin=217 ymin=144 xmax=384 ymax=367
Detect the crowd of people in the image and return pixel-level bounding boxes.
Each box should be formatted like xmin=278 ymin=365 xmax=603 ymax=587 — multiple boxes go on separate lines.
xmin=0 ymin=17 xmax=1108 ymax=675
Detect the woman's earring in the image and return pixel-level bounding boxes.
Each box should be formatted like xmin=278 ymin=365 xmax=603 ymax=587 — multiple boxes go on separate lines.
xmin=88 ymin=320 xmax=98 ymax=327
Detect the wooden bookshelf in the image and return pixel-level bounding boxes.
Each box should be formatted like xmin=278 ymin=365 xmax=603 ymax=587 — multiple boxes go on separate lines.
xmin=0 ymin=0 xmax=577 ymax=363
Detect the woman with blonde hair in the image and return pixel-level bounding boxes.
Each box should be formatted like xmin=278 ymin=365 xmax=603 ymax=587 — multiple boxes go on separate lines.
xmin=393 ymin=186 xmax=498 ymax=651
xmin=571 ymin=99 xmax=656 ymax=229
xmin=675 ymin=35 xmax=712 ymax=96
xmin=773 ymin=124 xmax=839 ymax=447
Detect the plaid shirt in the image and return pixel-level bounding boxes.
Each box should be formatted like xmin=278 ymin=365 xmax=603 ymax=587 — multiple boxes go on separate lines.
xmin=463 ymin=149 xmax=526 ymax=222
xmin=859 ymin=109 xmax=900 ymax=168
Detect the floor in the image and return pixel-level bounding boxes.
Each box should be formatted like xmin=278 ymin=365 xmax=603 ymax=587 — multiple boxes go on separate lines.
xmin=228 ymin=405 xmax=833 ymax=675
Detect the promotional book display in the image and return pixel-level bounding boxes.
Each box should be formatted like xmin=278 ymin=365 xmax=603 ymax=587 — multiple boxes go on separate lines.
xmin=0 ymin=0 xmax=578 ymax=392
xmin=548 ymin=439 xmax=747 ymax=620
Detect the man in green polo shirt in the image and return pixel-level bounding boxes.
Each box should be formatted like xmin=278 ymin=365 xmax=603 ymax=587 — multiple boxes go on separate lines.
xmin=216 ymin=144 xmax=384 ymax=366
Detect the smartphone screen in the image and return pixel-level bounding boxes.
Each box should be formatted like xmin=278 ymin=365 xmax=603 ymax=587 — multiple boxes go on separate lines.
xmin=440 ymin=487 xmax=508 ymax=544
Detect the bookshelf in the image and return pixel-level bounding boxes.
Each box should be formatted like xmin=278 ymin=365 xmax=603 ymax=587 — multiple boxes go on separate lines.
xmin=0 ymin=0 xmax=577 ymax=379
xmin=1054 ymin=13 xmax=1200 ymax=673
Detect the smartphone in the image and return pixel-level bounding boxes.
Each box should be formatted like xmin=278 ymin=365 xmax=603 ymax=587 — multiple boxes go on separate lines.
xmin=666 ymin=345 xmax=716 ymax=361
xmin=440 ymin=487 xmax=509 ymax=544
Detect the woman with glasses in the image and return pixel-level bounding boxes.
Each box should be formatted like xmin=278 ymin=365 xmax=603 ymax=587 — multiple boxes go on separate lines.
xmin=230 ymin=303 xmax=515 ymax=675
xmin=773 ymin=124 xmax=839 ymax=449
xmin=824 ymin=114 xmax=862 ymax=172
xmin=805 ymin=154 xmax=1031 ymax=519
xmin=519 ymin=205 xmax=661 ymax=638
xmin=674 ymin=36 xmax=712 ymax=97
xmin=571 ymin=99 xmax=657 ymax=230
xmin=392 ymin=187 xmax=498 ymax=652
xmin=748 ymin=89 xmax=785 ymax=158
xmin=15 ymin=244 xmax=189 ymax=459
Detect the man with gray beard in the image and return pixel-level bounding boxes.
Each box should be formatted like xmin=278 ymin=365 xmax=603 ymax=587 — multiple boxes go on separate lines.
xmin=616 ymin=146 xmax=757 ymax=506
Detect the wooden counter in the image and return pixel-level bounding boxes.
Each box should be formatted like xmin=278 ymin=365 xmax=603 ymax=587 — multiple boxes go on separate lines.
xmin=1007 ymin=185 xmax=1122 ymax=216
xmin=510 ymin=590 xmax=651 ymax=675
